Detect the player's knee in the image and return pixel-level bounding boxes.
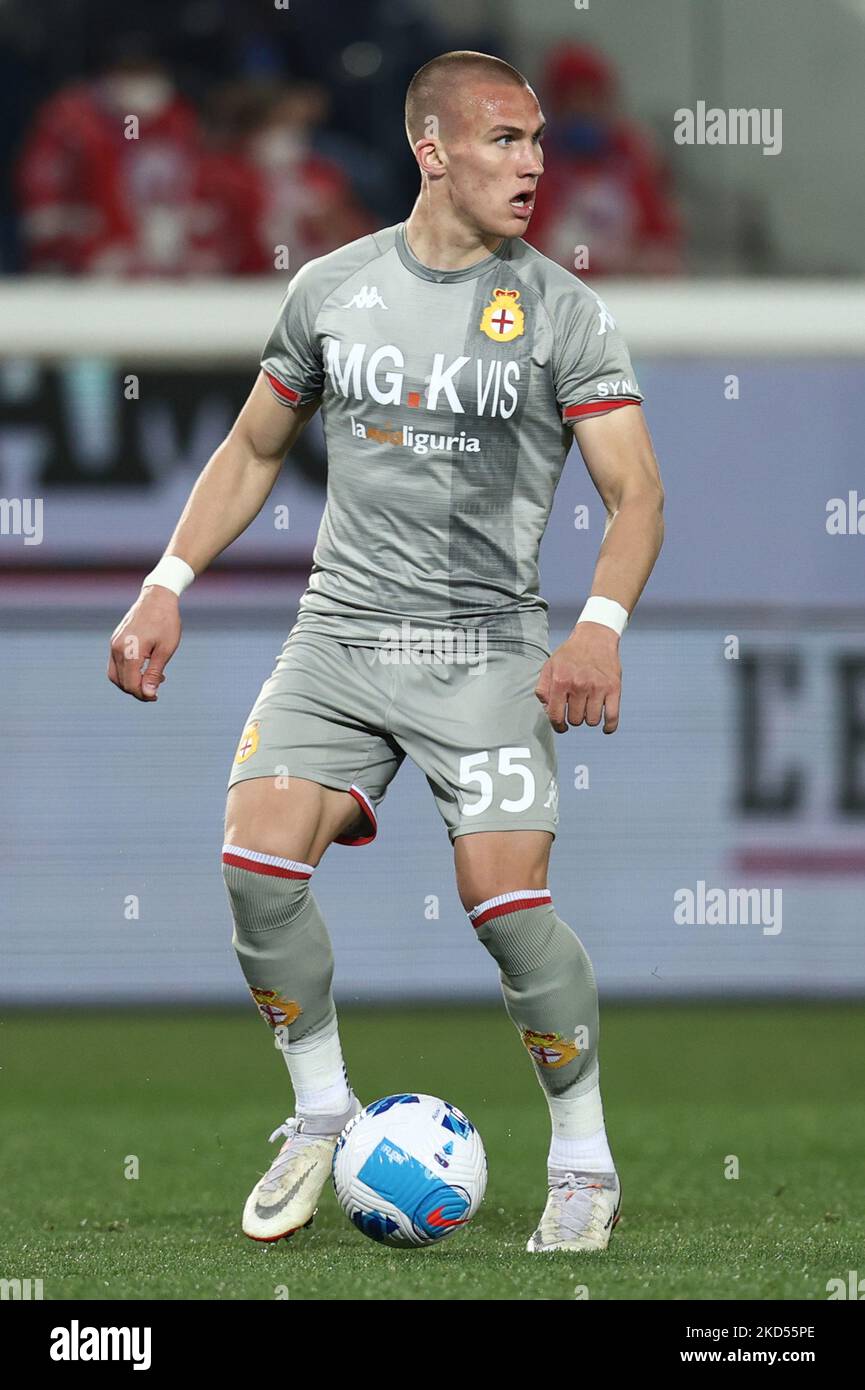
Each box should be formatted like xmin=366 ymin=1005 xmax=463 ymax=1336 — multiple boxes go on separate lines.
xmin=221 ymin=844 xmax=315 ymax=935
xmin=467 ymin=892 xmax=556 ymax=973
xmin=454 ymin=834 xmax=553 ymax=915
xmin=468 ymin=892 xmax=587 ymax=980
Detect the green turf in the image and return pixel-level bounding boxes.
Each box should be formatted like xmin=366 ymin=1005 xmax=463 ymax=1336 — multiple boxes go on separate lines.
xmin=1 ymin=1003 xmax=862 ymax=1300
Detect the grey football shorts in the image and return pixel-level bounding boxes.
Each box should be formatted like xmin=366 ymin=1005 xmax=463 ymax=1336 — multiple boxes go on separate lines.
xmin=227 ymin=631 xmax=559 ymax=846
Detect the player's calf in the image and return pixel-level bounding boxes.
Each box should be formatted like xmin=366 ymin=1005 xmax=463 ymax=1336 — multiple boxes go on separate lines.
xmin=467 ymin=891 xmax=599 ymax=1098
xmin=222 ymin=837 xmax=360 ymax=1240
xmin=466 ymin=887 xmax=620 ymax=1251
xmin=223 ymin=845 xmax=335 ymax=1040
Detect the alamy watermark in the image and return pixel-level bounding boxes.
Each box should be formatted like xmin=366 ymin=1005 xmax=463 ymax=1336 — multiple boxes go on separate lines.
xmin=49 ymin=1321 xmax=151 ymax=1369
xmin=376 ymin=622 xmax=488 ymax=670
xmin=674 ymin=880 xmax=782 ymax=935
xmin=1 ymin=1277 xmax=44 ymax=1299
xmin=0 ymin=497 xmax=43 ymax=544
xmin=674 ymin=102 xmax=782 ymax=156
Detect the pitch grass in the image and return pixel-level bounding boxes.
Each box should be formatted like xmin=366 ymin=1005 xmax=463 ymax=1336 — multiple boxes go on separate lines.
xmin=1 ymin=1003 xmax=862 ymax=1301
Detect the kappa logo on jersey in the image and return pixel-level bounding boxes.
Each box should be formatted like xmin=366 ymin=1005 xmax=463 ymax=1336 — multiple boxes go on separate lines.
xmin=324 ymin=338 xmax=521 ymax=419
xmin=479 ymin=288 xmax=525 ymax=343
xmin=234 ymin=720 xmax=260 ymax=764
xmin=522 ymin=1028 xmax=580 ymax=1069
xmin=594 ymin=295 xmax=616 ymax=336
xmin=341 ymin=285 xmax=388 ymax=310
xmin=249 ymin=986 xmax=302 ymax=1029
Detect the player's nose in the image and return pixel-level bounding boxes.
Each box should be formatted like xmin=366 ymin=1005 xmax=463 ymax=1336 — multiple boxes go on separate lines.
xmin=520 ymin=149 xmax=543 ymax=179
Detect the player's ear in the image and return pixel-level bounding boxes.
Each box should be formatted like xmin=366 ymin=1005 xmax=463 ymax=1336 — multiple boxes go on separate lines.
xmin=414 ymin=137 xmax=446 ymax=178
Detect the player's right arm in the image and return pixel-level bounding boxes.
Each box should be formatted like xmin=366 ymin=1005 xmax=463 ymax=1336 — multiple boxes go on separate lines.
xmin=107 ymin=374 xmax=320 ymax=702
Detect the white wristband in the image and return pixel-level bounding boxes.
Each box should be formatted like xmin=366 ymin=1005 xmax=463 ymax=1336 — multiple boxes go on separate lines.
xmin=576 ymin=596 xmax=629 ymax=636
xmin=141 ymin=555 xmax=195 ymax=597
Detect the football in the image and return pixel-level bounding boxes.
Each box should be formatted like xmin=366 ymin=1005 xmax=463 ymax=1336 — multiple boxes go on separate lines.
xmin=332 ymin=1093 xmax=487 ymax=1247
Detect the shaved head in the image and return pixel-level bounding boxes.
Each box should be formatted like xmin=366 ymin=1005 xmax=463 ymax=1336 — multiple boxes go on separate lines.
xmin=405 ymin=50 xmax=530 ymax=146
xmin=403 ymin=50 xmax=544 ymax=247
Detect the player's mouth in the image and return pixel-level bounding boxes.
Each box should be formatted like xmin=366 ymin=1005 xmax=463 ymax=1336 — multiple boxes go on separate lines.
xmin=509 ymin=189 xmax=535 ymax=221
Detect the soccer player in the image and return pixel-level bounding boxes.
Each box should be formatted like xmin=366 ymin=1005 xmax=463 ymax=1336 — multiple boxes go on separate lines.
xmin=108 ymin=51 xmax=664 ymax=1253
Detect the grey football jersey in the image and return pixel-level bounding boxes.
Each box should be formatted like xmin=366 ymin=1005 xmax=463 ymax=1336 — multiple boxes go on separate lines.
xmin=261 ymin=223 xmax=643 ymax=656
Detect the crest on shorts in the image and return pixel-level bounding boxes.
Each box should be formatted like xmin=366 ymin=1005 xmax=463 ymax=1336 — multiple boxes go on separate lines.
xmin=234 ymin=720 xmax=260 ymax=765
xmin=480 ymin=288 xmax=525 ymax=343
xmin=522 ymin=1028 xmax=580 ymax=1069
xmin=249 ymin=986 xmax=302 ymax=1029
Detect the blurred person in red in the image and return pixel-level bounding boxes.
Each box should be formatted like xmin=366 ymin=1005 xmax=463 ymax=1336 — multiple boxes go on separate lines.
xmin=527 ymin=44 xmax=683 ymax=276
xmin=189 ymin=84 xmax=271 ymax=276
xmin=241 ymin=81 xmax=374 ymax=271
xmin=16 ymin=39 xmax=206 ymax=275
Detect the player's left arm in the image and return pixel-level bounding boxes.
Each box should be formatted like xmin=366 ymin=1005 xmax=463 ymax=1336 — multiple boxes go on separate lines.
xmin=535 ymin=403 xmax=664 ymax=734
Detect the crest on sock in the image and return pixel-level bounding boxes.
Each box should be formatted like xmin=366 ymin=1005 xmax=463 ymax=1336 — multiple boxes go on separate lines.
xmin=249 ymin=986 xmax=302 ymax=1029
xmin=522 ymin=1028 xmax=580 ymax=1069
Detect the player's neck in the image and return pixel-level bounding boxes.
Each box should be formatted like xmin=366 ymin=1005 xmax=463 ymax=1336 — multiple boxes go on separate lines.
xmin=404 ymin=198 xmax=503 ymax=272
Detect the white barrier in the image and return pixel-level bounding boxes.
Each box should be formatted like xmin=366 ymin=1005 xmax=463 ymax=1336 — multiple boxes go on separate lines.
xmin=1 ymin=278 xmax=865 ymax=361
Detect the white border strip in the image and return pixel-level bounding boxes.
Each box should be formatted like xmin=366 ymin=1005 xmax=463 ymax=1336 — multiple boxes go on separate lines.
xmin=222 ymin=844 xmax=314 ymax=876
xmin=468 ymin=888 xmax=552 ymax=923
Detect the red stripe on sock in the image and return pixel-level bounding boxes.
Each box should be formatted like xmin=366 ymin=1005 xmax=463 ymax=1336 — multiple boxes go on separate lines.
xmin=222 ymin=852 xmax=311 ymax=879
xmin=471 ymin=894 xmax=551 ymax=928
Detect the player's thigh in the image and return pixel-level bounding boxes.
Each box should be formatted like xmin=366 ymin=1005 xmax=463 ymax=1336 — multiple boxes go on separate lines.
xmin=394 ymin=645 xmax=560 ymax=859
xmin=454 ymin=828 xmax=553 ymax=910
xmin=224 ymin=775 xmax=361 ymax=867
xmin=224 ymin=633 xmax=401 ymax=864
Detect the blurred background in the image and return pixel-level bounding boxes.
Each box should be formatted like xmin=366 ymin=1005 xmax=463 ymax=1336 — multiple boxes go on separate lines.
xmin=1 ymin=0 xmax=864 ymax=1008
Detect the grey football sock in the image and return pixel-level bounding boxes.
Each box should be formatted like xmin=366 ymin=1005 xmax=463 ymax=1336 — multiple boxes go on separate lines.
xmin=472 ymin=897 xmax=599 ymax=1100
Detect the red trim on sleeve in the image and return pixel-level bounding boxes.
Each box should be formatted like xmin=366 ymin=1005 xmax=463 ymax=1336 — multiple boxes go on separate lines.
xmin=562 ymin=397 xmax=641 ymax=421
xmin=264 ymin=371 xmax=301 ymax=406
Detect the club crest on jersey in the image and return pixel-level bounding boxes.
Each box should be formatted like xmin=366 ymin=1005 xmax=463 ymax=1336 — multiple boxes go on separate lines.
xmin=522 ymin=1028 xmax=580 ymax=1069
xmin=249 ymin=986 xmax=302 ymax=1029
xmin=480 ymin=288 xmax=525 ymax=344
xmin=234 ymin=720 xmax=260 ymax=764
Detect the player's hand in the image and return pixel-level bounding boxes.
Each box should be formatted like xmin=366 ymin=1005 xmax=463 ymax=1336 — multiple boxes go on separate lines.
xmin=534 ymin=624 xmax=622 ymax=734
xmin=107 ymin=585 xmax=182 ymax=702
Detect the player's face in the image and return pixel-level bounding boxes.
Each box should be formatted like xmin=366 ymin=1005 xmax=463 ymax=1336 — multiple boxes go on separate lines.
xmin=445 ymin=84 xmax=545 ymax=238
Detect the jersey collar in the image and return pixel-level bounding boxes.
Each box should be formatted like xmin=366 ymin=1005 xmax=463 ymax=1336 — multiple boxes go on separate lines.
xmin=395 ymin=222 xmax=509 ymax=283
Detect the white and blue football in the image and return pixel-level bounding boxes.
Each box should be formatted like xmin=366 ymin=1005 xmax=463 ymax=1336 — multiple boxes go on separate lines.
xmin=332 ymin=1093 xmax=487 ymax=1247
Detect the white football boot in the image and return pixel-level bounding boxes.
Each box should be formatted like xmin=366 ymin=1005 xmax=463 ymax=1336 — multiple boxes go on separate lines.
xmin=242 ymin=1095 xmax=361 ymax=1243
xmin=526 ymin=1169 xmax=622 ymax=1253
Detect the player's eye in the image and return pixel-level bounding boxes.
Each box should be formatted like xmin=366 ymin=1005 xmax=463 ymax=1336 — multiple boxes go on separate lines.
xmin=496 ymin=134 xmax=514 ymax=146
